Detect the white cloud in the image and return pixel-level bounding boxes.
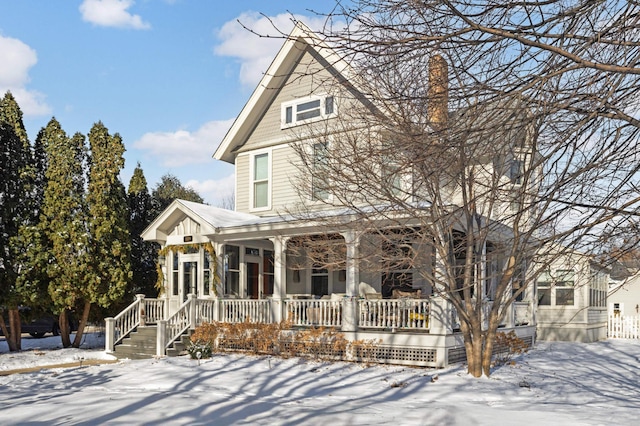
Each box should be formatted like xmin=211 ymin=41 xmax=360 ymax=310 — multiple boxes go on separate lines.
xmin=133 ymin=119 xmax=235 ymax=167
xmin=214 ymin=12 xmax=328 ymax=88
xmin=79 ymin=0 xmax=151 ymax=30
xmin=186 ymin=174 xmax=235 ymax=208
xmin=0 ymin=35 xmax=51 ymax=116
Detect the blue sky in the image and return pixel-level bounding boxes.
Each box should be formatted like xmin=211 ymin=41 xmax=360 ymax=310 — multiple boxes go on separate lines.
xmin=0 ymin=0 xmax=334 ymax=206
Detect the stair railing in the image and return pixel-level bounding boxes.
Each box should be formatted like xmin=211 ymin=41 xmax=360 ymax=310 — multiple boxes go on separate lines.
xmin=156 ymin=294 xmax=196 ymax=356
xmin=105 ymin=294 xmax=145 ymax=352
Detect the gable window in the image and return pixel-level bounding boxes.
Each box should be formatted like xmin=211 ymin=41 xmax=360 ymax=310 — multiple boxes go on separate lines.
xmin=252 ymin=152 xmax=270 ymax=209
xmin=282 ymin=95 xmax=336 ymax=128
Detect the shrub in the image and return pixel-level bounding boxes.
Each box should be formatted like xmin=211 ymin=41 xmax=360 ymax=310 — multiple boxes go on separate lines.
xmin=189 ymin=319 xmax=379 ymax=363
xmin=187 ymin=339 xmax=213 ymax=359
xmin=493 ymin=331 xmax=528 ymax=366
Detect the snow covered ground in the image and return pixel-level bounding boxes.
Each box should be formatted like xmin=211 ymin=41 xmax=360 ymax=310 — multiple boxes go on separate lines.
xmin=1 ymin=334 xmax=639 ymax=425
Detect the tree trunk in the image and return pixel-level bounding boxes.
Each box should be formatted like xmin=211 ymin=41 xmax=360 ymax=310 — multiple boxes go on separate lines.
xmin=482 ymin=311 xmax=501 ymax=377
xmin=59 ymin=310 xmax=72 ymax=348
xmin=0 ymin=314 xmax=18 ymax=352
xmin=461 ymin=318 xmax=484 ymax=378
xmin=72 ymin=300 xmax=91 ymax=348
xmin=9 ymin=308 xmax=22 ymax=351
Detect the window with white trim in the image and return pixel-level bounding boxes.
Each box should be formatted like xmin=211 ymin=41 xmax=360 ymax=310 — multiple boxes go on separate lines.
xmin=282 ymin=95 xmax=336 ymax=128
xmin=312 ymin=142 xmax=329 ymax=201
xmin=537 ymin=269 xmax=575 ymax=306
xmin=251 ymin=152 xmax=270 ymax=209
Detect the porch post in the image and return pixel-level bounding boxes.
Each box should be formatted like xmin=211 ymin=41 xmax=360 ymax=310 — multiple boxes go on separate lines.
xmin=341 ymin=230 xmax=360 ymax=332
xmin=188 ymin=293 xmax=197 ymax=330
xmin=136 ymin=294 xmax=146 ymax=326
xmin=270 ymin=236 xmax=289 ymax=323
xmin=156 ymin=320 xmax=167 ymax=357
xmin=159 ymin=251 xmax=170 ymax=319
xmin=105 ymin=317 xmax=115 ymax=353
xmin=213 ymin=241 xmax=224 ymax=322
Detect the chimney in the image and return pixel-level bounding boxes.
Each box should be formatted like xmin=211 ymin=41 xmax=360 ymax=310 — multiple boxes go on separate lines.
xmin=428 ymin=54 xmax=448 ymax=130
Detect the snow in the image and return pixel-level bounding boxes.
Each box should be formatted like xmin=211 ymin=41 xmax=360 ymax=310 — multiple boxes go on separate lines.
xmin=1 ymin=334 xmax=639 ymax=425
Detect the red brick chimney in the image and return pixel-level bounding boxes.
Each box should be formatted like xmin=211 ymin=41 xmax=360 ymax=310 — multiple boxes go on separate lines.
xmin=428 ymin=54 xmax=448 ymax=130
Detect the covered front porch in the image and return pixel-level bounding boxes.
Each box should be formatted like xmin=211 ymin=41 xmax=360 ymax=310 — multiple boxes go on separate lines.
xmin=106 ymin=200 xmax=536 ymax=366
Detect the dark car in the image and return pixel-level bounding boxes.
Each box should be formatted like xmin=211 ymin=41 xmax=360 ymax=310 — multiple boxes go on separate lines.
xmin=1 ymin=308 xmax=76 ymax=338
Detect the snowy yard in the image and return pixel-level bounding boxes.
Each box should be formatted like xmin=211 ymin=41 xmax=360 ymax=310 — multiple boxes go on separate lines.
xmin=1 ymin=334 xmax=639 ymax=425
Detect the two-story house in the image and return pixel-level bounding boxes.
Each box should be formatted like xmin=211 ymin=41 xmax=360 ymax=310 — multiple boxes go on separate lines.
xmin=106 ymin=23 xmax=555 ymax=367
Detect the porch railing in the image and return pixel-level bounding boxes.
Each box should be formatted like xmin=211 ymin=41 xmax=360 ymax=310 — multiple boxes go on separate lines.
xmin=220 ymin=299 xmax=272 ymax=324
xmin=105 ymin=297 xmax=140 ymax=351
xmin=142 ymin=298 xmax=165 ymax=324
xmin=286 ymin=299 xmax=343 ymax=327
xmin=358 ymin=299 xmax=430 ymax=330
xmin=160 ymin=297 xmax=193 ymax=352
xmin=196 ymin=299 xmax=217 ymax=324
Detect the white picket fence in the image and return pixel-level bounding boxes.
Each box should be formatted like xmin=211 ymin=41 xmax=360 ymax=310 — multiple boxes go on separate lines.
xmin=608 ymin=314 xmax=640 ymax=339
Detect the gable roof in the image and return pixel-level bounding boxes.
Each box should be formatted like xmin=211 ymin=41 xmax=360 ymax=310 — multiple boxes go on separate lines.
xmin=213 ymin=22 xmax=355 ymax=164
xmin=141 ymin=199 xmax=262 ymax=242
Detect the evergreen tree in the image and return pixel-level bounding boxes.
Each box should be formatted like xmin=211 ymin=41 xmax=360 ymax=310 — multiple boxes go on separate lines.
xmin=85 ymin=122 xmax=132 ymax=346
xmin=128 ymin=164 xmax=158 ymax=298
xmin=13 ymin=128 xmax=51 ymax=318
xmin=37 ymin=120 xmax=89 ymax=347
xmin=0 ymin=92 xmax=33 ymax=351
xmin=150 ymin=173 xmax=204 ymax=218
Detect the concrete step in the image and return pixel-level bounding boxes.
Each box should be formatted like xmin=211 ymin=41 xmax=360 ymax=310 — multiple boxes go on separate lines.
xmin=132 ymin=326 xmax=157 ymax=337
xmin=113 ymin=325 xmax=192 ymax=359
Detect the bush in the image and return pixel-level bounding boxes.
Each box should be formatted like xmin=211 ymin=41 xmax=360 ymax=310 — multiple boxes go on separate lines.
xmin=190 ymin=320 xmax=379 ymax=363
xmin=493 ymin=331 xmax=528 ymax=366
xmin=187 ymin=339 xmax=213 ymax=359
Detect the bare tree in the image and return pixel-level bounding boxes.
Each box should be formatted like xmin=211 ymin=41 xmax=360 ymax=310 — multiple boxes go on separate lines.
xmin=274 ymin=1 xmax=640 ymax=377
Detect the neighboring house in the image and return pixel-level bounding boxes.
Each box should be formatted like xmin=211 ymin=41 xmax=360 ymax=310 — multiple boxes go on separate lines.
xmin=608 ymin=275 xmax=640 ymax=317
xmin=534 ymin=247 xmax=609 ymax=343
xmin=105 ymin=23 xmax=573 ymax=366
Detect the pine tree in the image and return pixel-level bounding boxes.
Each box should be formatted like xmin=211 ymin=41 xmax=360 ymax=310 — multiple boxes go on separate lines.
xmin=85 ymin=122 xmax=132 ymax=346
xmin=128 ymin=164 xmax=158 ymax=298
xmin=0 ymin=92 xmax=33 ymax=351
xmin=150 ymin=173 xmax=204 ymax=218
xmin=37 ymin=120 xmax=89 ymax=347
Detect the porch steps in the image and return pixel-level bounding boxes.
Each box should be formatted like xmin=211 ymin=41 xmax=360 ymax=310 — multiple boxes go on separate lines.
xmin=165 ymin=333 xmax=193 ymax=357
xmin=113 ymin=326 xmax=192 ymax=359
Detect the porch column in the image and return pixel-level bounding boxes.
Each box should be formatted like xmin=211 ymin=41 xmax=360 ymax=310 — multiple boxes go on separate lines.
xmin=341 ymin=230 xmax=360 ymax=332
xmin=213 ymin=241 xmax=224 ymax=322
xmin=158 ymin=251 xmax=170 ymax=319
xmin=270 ymin=235 xmax=290 ymax=323
xmin=430 ymin=248 xmax=454 ymax=334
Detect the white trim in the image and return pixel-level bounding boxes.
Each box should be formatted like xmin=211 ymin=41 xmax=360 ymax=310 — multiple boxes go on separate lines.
xmin=249 ymin=148 xmax=272 ymax=212
xmin=281 ymin=94 xmax=338 ymax=129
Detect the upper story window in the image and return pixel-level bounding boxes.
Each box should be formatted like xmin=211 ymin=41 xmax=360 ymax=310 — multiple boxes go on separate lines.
xmin=282 ymin=95 xmax=336 ymax=128
xmin=509 ymin=159 xmax=524 ymax=185
xmin=312 ymin=142 xmax=330 ymax=201
xmin=251 ymin=151 xmax=270 ymax=210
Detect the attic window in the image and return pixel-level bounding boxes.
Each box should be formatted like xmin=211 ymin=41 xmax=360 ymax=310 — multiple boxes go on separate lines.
xmin=282 ymin=95 xmax=336 ymax=128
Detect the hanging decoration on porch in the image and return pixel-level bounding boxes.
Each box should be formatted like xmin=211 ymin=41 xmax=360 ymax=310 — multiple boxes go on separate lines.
xmin=155 ymin=242 xmax=220 ymax=296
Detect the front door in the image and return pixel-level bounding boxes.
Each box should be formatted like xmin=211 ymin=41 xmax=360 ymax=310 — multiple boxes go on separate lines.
xmin=180 ymin=254 xmax=199 ymax=302
xmin=247 ymin=262 xmax=260 ymax=299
